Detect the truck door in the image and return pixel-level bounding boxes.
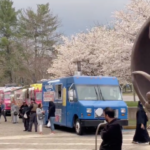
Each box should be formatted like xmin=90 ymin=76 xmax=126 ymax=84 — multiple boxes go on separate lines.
xmin=67 ymin=84 xmax=77 ymax=127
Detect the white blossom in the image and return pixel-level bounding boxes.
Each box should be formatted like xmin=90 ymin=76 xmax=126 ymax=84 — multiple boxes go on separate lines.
xmin=48 ymin=0 xmax=150 ymax=84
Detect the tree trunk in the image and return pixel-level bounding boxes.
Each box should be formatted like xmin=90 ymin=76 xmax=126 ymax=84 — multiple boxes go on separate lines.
xmin=133 ymin=86 xmax=136 ymax=102
xmin=34 ymin=36 xmax=38 ymax=83
xmin=6 ymin=45 xmax=13 ymax=83
xmin=9 ymin=70 xmax=13 ymax=83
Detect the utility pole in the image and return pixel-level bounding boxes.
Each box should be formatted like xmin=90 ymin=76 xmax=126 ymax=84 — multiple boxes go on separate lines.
xmin=76 ymin=61 xmax=82 ymax=76
xmin=133 ymin=84 xmax=136 ymax=102
xmin=77 ymin=61 xmax=81 ymax=72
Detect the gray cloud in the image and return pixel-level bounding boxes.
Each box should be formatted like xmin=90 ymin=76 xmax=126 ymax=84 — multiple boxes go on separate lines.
xmin=12 ymin=0 xmax=130 ymax=36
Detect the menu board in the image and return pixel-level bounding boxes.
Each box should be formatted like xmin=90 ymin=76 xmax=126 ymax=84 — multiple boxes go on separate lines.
xmin=43 ymin=82 xmax=55 ymax=102
xmin=43 ymin=91 xmax=55 ymax=102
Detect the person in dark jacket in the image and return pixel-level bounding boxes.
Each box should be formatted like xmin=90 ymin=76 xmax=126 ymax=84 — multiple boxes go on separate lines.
xmin=48 ymin=101 xmax=56 ymax=134
xmin=0 ymin=102 xmax=2 ymax=123
xmin=0 ymin=102 xmax=7 ymax=122
xmin=100 ymin=107 xmax=122 ymax=150
xmin=19 ymin=101 xmax=29 ymax=131
xmin=132 ymin=101 xmax=150 ymax=144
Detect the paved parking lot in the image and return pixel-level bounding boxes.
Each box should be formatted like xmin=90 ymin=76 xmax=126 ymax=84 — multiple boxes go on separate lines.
xmin=0 ymin=117 xmax=149 ymax=150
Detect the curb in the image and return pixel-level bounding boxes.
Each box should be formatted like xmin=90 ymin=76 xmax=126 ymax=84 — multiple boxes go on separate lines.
xmin=123 ymin=126 xmax=150 ymax=129
xmin=123 ymin=126 xmax=136 ymax=129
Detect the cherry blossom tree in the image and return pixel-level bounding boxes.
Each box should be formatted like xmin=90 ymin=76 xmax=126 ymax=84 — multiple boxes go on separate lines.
xmin=48 ymin=0 xmax=150 ymax=84
xmin=112 ymin=0 xmax=150 ymax=83
xmin=48 ymin=27 xmax=128 ymax=83
xmin=114 ymin=0 xmax=150 ymax=41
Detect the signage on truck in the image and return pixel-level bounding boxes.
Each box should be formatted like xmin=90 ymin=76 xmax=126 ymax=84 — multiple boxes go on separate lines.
xmin=55 ymin=109 xmax=62 ymax=122
xmin=43 ymin=91 xmax=55 ymax=102
xmin=43 ymin=83 xmax=55 ymax=102
xmin=30 ymin=84 xmax=42 ymax=91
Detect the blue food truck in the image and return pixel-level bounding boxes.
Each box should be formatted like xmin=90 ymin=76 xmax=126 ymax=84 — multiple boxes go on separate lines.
xmin=42 ymin=76 xmax=128 ymax=135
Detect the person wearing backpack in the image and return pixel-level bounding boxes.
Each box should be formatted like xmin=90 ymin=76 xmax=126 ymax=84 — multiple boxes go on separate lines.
xmin=28 ymin=98 xmax=38 ymax=132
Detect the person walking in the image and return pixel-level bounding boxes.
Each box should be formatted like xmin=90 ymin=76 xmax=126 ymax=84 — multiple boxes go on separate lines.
xmin=0 ymin=102 xmax=2 ymax=123
xmin=48 ymin=101 xmax=56 ymax=134
xmin=0 ymin=102 xmax=7 ymax=122
xmin=99 ymin=107 xmax=122 ymax=150
xmin=132 ymin=101 xmax=150 ymax=144
xmin=19 ymin=101 xmax=29 ymax=131
xmin=11 ymin=102 xmax=19 ymax=124
xmin=28 ymin=98 xmax=38 ymax=132
xmin=36 ymin=103 xmax=45 ymax=134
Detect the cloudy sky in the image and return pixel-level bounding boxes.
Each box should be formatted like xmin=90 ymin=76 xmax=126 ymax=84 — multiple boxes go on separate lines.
xmin=12 ymin=0 xmax=130 ymax=36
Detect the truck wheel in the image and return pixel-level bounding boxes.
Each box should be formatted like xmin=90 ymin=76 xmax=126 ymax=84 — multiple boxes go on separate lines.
xmin=75 ymin=119 xmax=83 ymax=135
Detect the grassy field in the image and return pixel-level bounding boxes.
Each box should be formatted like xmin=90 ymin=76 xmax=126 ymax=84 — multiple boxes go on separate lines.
xmin=129 ymin=120 xmax=150 ymax=126
xmin=126 ymin=101 xmax=138 ymax=107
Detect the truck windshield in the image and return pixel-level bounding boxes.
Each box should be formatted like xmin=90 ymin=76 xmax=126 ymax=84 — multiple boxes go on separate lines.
xmin=4 ymin=93 xmax=10 ymax=99
xmin=76 ymin=85 xmax=98 ymax=100
xmin=36 ymin=92 xmax=42 ymax=101
xmin=99 ymin=85 xmax=122 ymax=100
xmin=76 ymin=85 xmax=122 ymax=101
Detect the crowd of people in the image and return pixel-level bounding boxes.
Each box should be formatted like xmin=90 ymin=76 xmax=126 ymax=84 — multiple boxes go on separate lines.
xmin=0 ymin=98 xmax=56 ymax=135
xmin=0 ymin=98 xmax=150 ymax=150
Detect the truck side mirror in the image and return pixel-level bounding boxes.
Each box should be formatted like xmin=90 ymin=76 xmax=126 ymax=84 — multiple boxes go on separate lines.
xmin=68 ymin=89 xmax=74 ymax=102
xmin=119 ymin=86 xmax=122 ymax=93
xmin=69 ymin=96 xmax=73 ymax=101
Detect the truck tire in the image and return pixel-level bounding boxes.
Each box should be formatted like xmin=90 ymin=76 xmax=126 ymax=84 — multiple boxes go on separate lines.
xmin=75 ymin=119 xmax=83 ymax=135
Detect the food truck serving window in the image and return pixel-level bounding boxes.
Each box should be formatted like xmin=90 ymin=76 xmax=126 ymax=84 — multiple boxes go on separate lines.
xmin=36 ymin=92 xmax=42 ymax=101
xmin=4 ymin=93 xmax=10 ymax=99
xmin=0 ymin=94 xmax=3 ymax=100
xmin=55 ymin=84 xmax=62 ymax=100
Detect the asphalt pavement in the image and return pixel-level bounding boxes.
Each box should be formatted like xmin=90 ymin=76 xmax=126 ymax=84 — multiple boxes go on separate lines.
xmin=0 ymin=117 xmax=150 ymax=150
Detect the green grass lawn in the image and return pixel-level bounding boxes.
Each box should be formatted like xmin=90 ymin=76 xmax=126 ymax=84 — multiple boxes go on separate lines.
xmin=129 ymin=120 xmax=135 ymax=126
xmin=129 ymin=120 xmax=150 ymax=126
xmin=126 ymin=101 xmax=138 ymax=107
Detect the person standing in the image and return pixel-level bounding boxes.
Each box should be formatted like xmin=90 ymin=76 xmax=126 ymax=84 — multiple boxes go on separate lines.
xmin=11 ymin=102 xmax=19 ymax=124
xmin=48 ymin=101 xmax=56 ymax=134
xmin=0 ymin=102 xmax=2 ymax=123
xmin=100 ymin=107 xmax=122 ymax=150
xmin=28 ymin=98 xmax=38 ymax=132
xmin=36 ymin=103 xmax=45 ymax=134
xmin=132 ymin=101 xmax=150 ymax=144
xmin=0 ymin=102 xmax=7 ymax=122
xmin=19 ymin=101 xmax=29 ymax=131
